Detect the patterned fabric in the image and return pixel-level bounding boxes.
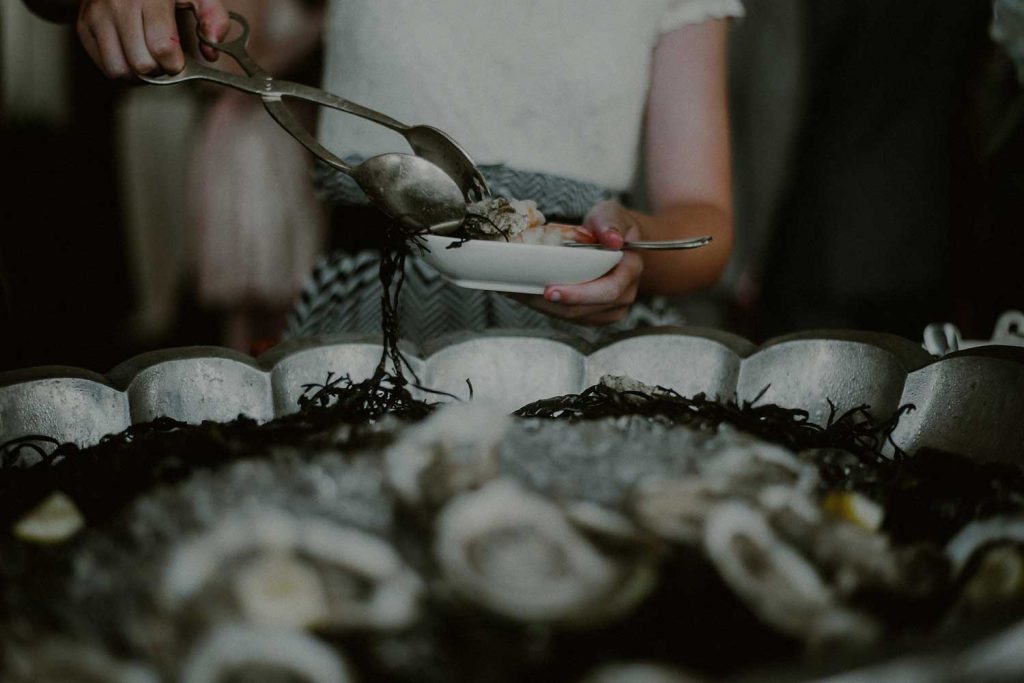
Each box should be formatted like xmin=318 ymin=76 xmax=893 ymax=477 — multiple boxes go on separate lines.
xmin=285 ymin=163 xmax=685 ymax=345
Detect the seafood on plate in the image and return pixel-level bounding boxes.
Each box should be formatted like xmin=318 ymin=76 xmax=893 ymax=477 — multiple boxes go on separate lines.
xmin=465 ymin=196 xmax=588 ymax=246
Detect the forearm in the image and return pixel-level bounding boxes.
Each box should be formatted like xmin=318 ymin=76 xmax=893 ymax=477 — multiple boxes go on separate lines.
xmin=631 ymin=201 xmax=733 ymax=296
xmin=21 ymin=0 xmax=79 ymax=23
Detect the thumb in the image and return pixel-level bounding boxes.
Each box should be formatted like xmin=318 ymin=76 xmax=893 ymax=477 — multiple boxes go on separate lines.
xmin=178 ymin=1 xmax=231 ymax=61
xmin=581 ymin=201 xmax=627 ymax=249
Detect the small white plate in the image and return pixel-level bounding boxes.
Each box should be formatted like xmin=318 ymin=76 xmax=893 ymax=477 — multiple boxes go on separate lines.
xmin=419 ymin=235 xmax=623 ymax=295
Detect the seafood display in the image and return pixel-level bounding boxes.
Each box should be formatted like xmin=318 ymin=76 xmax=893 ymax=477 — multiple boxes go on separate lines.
xmin=464 ymin=196 xmax=583 ymax=245
xmin=2 ymin=373 xmax=1024 ymax=683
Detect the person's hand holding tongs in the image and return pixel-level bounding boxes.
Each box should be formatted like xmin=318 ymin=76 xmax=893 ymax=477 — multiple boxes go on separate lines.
xmin=138 ymin=6 xmax=488 ymax=234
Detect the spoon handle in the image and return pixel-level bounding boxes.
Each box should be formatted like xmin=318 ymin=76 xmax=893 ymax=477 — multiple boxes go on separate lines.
xmin=561 ymin=236 xmax=713 ymax=251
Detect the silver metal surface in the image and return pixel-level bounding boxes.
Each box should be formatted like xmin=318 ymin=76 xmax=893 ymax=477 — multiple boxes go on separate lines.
xmin=139 ymin=10 xmax=480 ymax=230
xmin=924 ymin=310 xmax=1024 ymax=355
xmin=584 ymin=328 xmax=751 ymax=400
xmin=737 ymin=335 xmax=927 ymax=427
xmin=562 ymin=236 xmax=713 ymax=251
xmin=889 ymin=349 xmax=1024 ymax=464
xmin=423 ymin=335 xmax=586 ymax=414
xmin=0 ymin=372 xmax=129 ymax=450
xmin=113 ymin=353 xmax=274 ymax=426
xmin=1 ymin=330 xmax=1022 ymax=464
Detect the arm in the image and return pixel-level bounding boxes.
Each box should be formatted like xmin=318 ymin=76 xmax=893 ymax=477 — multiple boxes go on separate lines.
xmin=526 ymin=19 xmax=734 ymax=324
xmin=635 ymin=17 xmax=734 ymax=294
xmin=22 ymin=0 xmax=231 ymax=79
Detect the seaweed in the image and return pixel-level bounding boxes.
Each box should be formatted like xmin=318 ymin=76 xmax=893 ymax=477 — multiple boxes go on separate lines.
xmin=515 ymin=383 xmax=913 ymax=465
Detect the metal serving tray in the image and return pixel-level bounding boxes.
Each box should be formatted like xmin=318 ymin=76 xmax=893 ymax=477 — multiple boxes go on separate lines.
xmin=1 ymin=327 xmax=1022 ymax=464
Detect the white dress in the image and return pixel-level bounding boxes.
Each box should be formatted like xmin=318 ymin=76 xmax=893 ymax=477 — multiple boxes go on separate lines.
xmin=317 ymin=0 xmax=744 ymax=192
xmin=288 ymin=0 xmax=744 ymax=344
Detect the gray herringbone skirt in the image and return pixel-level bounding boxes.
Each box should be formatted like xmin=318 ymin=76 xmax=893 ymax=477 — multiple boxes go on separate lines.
xmin=285 ymin=164 xmax=684 ymax=345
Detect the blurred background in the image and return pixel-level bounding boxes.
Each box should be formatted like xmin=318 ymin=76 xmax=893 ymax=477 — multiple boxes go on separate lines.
xmin=0 ymin=0 xmax=1022 ymax=372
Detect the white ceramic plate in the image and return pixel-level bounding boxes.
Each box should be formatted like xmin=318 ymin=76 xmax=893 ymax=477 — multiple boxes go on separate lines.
xmin=418 ymin=235 xmax=623 ymax=295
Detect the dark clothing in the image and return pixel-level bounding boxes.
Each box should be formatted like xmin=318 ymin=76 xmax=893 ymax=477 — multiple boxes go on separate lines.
xmin=759 ymin=0 xmax=993 ymax=337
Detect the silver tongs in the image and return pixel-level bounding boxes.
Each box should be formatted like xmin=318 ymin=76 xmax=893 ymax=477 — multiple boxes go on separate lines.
xmin=141 ymin=9 xmax=487 ymax=233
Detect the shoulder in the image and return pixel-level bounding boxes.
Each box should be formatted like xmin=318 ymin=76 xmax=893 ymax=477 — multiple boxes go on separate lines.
xmin=658 ymin=0 xmax=745 ymax=34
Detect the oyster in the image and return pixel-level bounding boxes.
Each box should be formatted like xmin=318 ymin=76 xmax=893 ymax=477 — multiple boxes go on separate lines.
xmin=760 ymin=486 xmax=901 ymax=598
xmin=629 ymin=477 xmax=734 ymax=545
xmin=704 ymin=502 xmax=834 ymax=637
xmin=13 ymin=491 xmax=85 ymax=544
xmin=180 ymin=625 xmax=353 ymax=683
xmin=700 ymin=441 xmax=815 ymax=492
xmin=435 ymin=479 xmax=649 ymax=624
xmin=466 ymin=197 xmax=546 ymax=238
xmin=821 ymin=491 xmax=885 ymax=532
xmin=946 ymin=515 xmax=1024 ymax=577
xmin=233 ymin=552 xmax=330 ymax=629
xmin=162 ymin=511 xmax=423 ymax=631
xmin=385 ymin=402 xmax=509 ymax=508
xmin=946 ymin=516 xmax=1024 ymax=612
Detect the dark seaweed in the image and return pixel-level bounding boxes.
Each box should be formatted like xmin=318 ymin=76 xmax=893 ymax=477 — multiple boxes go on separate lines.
xmin=515 ymin=383 xmax=913 ymax=464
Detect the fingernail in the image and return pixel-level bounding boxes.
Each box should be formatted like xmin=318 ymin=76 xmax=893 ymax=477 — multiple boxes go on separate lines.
xmin=548 ymin=290 xmax=562 ymax=303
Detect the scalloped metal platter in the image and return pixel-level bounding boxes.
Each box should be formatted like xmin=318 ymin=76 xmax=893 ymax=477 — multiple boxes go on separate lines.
xmin=1 ymin=327 xmax=1022 ymax=464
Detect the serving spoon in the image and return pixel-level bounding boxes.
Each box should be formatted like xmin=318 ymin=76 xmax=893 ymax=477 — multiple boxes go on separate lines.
xmin=140 ymin=10 xmax=471 ymax=233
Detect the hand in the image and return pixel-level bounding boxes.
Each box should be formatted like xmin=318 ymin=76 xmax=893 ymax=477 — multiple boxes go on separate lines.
xmin=77 ymin=0 xmax=230 ymax=79
xmin=515 ymin=201 xmax=644 ymax=326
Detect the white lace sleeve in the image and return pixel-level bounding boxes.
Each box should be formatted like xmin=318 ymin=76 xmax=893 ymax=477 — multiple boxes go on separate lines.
xmin=659 ymin=0 xmax=745 ymax=34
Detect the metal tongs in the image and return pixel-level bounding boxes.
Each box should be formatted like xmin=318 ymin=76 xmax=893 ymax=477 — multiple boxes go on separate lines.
xmin=141 ymin=9 xmax=487 ymax=233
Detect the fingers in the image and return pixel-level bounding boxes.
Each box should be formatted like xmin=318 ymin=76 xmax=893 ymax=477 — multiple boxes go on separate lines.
xmin=142 ymin=0 xmax=185 ymax=74
xmin=77 ymin=1 xmax=231 ymax=78
xmin=512 ymin=296 xmax=631 ymax=326
xmin=81 ymin=16 xmax=132 ymax=79
xmin=185 ymin=0 xmax=232 ymax=62
xmin=581 ymin=201 xmax=630 ymax=249
xmin=544 ymin=252 xmax=643 ymax=306
xmin=119 ymin=4 xmax=160 ymax=75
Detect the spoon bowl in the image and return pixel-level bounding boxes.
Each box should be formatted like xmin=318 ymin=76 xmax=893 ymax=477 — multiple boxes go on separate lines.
xmin=352 ymin=153 xmax=467 ymax=234
xmin=405 ymin=125 xmax=490 ymax=202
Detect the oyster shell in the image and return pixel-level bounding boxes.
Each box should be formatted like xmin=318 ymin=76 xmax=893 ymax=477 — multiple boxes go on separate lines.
xmin=466 ymin=197 xmax=546 ymax=238
xmin=629 ymin=477 xmax=734 ymax=545
xmin=435 ymin=479 xmax=649 ymax=624
xmin=946 ymin=515 xmax=1024 ymax=577
xmin=703 ymin=501 xmax=834 ymax=637
xmin=13 ymin=491 xmax=85 ymax=544
xmin=760 ymin=486 xmax=901 ymax=597
xmin=700 ymin=441 xmax=815 ymax=492
xmin=960 ymin=545 xmax=1024 ymax=610
xmin=180 ymin=625 xmax=353 ymax=683
xmin=386 ymin=403 xmax=509 ymax=508
xmin=163 ymin=511 xmax=422 ymax=631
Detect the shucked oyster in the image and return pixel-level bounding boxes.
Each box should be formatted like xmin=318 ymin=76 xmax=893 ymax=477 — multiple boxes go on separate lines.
xmin=385 ymin=402 xmax=509 ymax=508
xmin=629 ymin=476 xmax=734 ymax=545
xmin=466 ymin=195 xmax=580 ymax=245
xmin=946 ymin=515 xmax=1024 ymax=612
xmin=466 ymin=197 xmax=546 ymax=238
xmin=435 ymin=479 xmax=652 ymax=625
xmin=162 ymin=511 xmax=423 ymax=632
xmin=703 ymin=502 xmax=879 ymax=645
xmin=180 ymin=625 xmax=353 ymax=683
